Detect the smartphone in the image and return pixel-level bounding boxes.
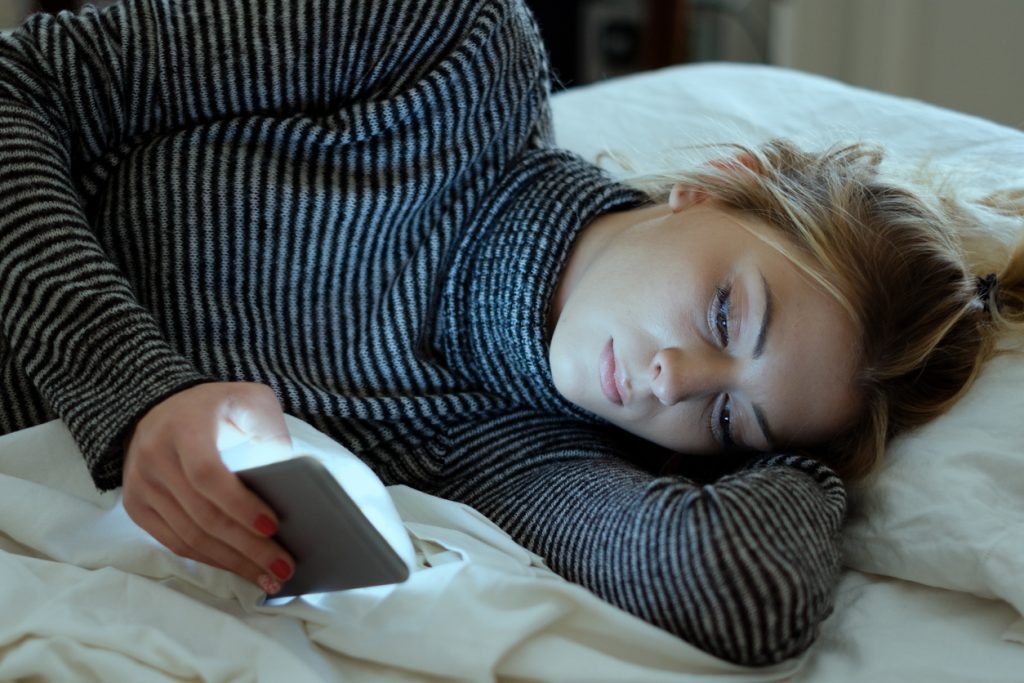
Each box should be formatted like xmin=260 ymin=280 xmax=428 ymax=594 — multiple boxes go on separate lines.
xmin=236 ymin=456 xmax=410 ymax=597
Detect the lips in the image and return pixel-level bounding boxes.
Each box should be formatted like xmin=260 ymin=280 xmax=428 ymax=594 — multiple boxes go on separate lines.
xmin=599 ymin=339 xmax=623 ymax=406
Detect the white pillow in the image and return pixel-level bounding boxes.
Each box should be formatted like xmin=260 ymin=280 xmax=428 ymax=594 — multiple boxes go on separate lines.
xmin=551 ymin=63 xmax=1024 ymax=196
xmin=552 ymin=63 xmax=1024 ymax=615
xmin=840 ymin=352 xmax=1024 ymax=614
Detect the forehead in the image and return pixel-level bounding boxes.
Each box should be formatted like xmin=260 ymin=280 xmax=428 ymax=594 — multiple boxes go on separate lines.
xmin=766 ymin=312 xmax=861 ymax=448
xmin=740 ymin=221 xmax=862 ymax=448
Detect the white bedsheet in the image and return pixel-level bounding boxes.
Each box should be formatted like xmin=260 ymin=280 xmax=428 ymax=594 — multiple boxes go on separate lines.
xmin=4 ymin=416 xmax=1024 ymax=682
xmin=0 ymin=418 xmax=799 ymax=682
xmin=3 ymin=62 xmax=1024 ymax=682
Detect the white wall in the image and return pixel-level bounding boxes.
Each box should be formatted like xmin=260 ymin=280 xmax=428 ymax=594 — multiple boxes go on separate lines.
xmin=769 ymin=0 xmax=1024 ymax=130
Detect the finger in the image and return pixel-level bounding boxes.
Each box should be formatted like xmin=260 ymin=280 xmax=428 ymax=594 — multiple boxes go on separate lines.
xmin=147 ymin=481 xmax=281 ymax=589
xmin=179 ymin=478 xmax=295 ymax=583
xmin=176 ymin=426 xmax=285 ymax=540
xmin=217 ymin=386 xmax=294 ymax=459
xmin=128 ymin=501 xmax=227 ymax=571
xmin=160 ymin=458 xmax=295 ymax=584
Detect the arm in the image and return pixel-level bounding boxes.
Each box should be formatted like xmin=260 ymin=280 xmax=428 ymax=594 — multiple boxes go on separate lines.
xmin=434 ymin=411 xmax=846 ymax=666
xmin=0 ymin=0 xmax=481 ymax=488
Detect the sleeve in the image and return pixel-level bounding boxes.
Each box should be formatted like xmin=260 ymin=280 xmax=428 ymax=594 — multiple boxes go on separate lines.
xmin=0 ymin=0 xmax=490 ymax=490
xmin=432 ymin=411 xmax=848 ymax=667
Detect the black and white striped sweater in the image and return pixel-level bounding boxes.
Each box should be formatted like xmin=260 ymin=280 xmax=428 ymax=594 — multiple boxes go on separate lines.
xmin=0 ymin=0 xmax=846 ymax=666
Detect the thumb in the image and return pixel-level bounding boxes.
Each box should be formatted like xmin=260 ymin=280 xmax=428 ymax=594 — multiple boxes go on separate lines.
xmin=217 ymin=392 xmax=294 ymax=463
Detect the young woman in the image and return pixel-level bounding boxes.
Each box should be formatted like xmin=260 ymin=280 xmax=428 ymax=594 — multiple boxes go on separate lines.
xmin=1 ymin=0 xmax=1021 ymax=667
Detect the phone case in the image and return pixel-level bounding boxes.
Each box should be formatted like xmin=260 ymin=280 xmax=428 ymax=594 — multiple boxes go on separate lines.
xmin=236 ymin=456 xmax=410 ymax=597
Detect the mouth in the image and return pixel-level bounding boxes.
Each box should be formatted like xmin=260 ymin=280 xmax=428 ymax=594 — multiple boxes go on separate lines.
xmin=599 ymin=339 xmax=624 ymax=406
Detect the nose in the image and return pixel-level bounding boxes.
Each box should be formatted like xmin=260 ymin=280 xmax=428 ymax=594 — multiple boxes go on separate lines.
xmin=649 ymin=346 xmax=731 ymax=406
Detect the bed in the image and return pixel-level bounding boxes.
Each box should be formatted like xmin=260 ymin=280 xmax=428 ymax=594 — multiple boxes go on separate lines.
xmin=2 ymin=62 xmax=1024 ymax=682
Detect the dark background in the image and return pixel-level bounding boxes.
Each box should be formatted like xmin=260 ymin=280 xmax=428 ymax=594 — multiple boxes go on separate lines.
xmin=33 ymin=0 xmax=694 ymax=90
xmin=35 ymin=0 xmax=117 ymax=11
xmin=32 ymin=0 xmax=771 ymax=91
xmin=524 ymin=0 xmax=692 ymax=89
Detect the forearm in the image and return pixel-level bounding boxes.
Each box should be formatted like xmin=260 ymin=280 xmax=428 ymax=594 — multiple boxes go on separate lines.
xmin=435 ymin=412 xmax=847 ymax=666
xmin=0 ymin=100 xmax=215 ymax=488
xmin=0 ymin=0 xmax=479 ymax=487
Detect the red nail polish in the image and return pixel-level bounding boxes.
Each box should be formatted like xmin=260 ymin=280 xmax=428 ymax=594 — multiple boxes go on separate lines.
xmin=258 ymin=575 xmax=281 ymax=594
xmin=270 ymin=558 xmax=291 ymax=581
xmin=254 ymin=515 xmax=277 ymax=536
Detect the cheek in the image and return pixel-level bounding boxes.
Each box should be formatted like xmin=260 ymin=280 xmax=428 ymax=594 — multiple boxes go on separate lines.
xmin=607 ymin=401 xmax=714 ymax=455
xmin=548 ymin=335 xmax=580 ymax=402
xmin=548 ymin=306 xmax=601 ymax=408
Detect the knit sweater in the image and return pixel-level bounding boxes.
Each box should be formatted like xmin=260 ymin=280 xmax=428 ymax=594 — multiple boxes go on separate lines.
xmin=0 ymin=0 xmax=846 ymax=666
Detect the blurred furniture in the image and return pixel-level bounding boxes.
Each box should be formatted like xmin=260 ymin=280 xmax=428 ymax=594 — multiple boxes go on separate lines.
xmin=35 ymin=0 xmax=119 ymax=11
xmin=525 ymin=0 xmax=691 ymax=88
xmin=29 ymin=1 xmax=692 ymax=89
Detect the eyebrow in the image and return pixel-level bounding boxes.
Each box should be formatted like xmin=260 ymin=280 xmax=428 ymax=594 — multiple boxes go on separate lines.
xmin=750 ymin=273 xmax=775 ymax=449
xmin=751 ymin=402 xmax=776 ymax=451
xmin=753 ymin=273 xmax=772 ymax=359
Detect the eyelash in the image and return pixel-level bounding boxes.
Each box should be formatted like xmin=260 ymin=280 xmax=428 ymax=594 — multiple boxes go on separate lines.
xmin=713 ymin=285 xmax=731 ymax=347
xmin=707 ymin=393 xmax=736 ymax=451
xmin=710 ymin=286 xmax=735 ymax=449
xmin=718 ymin=397 xmax=736 ymax=450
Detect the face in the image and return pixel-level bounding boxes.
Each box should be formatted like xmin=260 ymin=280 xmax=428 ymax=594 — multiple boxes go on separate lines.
xmin=548 ymin=187 xmax=862 ymax=455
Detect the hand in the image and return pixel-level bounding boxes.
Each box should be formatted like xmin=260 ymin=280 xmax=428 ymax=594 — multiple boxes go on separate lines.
xmin=122 ymin=381 xmax=296 ymax=594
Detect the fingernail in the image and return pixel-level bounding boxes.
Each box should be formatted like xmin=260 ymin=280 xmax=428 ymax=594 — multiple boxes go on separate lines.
xmin=270 ymin=558 xmax=291 ymax=581
xmin=253 ymin=515 xmax=277 ymax=536
xmin=258 ymin=574 xmax=281 ymax=594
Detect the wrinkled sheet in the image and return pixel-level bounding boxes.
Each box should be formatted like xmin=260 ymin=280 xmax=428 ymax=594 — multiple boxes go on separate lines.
xmin=0 ymin=417 xmax=798 ymax=682
xmin=4 ymin=417 xmax=1024 ymax=682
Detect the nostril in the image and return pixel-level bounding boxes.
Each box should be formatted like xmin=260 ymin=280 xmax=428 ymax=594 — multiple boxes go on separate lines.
xmin=649 ymin=366 xmax=665 ymax=402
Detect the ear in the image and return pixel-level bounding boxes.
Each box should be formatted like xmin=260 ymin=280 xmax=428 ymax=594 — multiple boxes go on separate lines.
xmin=668 ymin=183 xmax=706 ymax=213
xmin=705 ymin=151 xmax=761 ymax=174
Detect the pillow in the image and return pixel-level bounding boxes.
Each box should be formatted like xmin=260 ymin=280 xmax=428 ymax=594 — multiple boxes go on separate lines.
xmin=840 ymin=352 xmax=1024 ymax=614
xmin=551 ymin=63 xmax=1024 ymax=195
xmin=551 ymin=63 xmax=1024 ymax=615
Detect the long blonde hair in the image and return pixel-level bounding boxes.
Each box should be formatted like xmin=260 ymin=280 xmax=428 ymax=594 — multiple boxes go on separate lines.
xmin=618 ymin=139 xmax=1024 ymax=484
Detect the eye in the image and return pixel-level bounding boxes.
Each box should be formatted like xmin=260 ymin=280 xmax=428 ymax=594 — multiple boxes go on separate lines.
xmin=713 ymin=285 xmax=732 ymax=347
xmin=718 ymin=395 xmax=736 ymax=450
xmin=707 ymin=393 xmax=737 ymax=450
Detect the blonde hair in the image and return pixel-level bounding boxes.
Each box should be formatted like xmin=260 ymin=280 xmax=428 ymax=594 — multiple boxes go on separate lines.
xmin=616 ymin=139 xmax=1024 ymax=485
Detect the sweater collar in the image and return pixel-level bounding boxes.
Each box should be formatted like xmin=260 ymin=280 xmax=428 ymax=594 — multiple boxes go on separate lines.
xmin=439 ymin=149 xmax=649 ymax=415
